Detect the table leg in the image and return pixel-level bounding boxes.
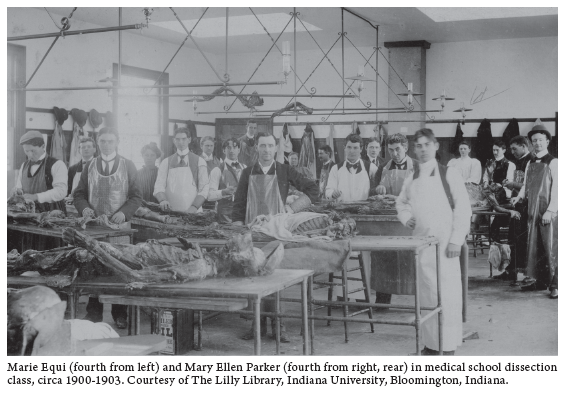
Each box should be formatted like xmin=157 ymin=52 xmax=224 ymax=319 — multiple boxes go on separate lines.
xmin=275 ymin=291 xmax=280 ymax=355
xmin=341 ymin=264 xmax=349 ymax=343
xmin=436 ymin=243 xmax=443 ymax=356
xmin=414 ymin=251 xmax=421 ymax=356
xmin=135 ymin=306 xmax=141 ymax=335
xmin=127 ymin=305 xmax=133 ymax=336
xmin=301 ymin=278 xmax=310 ymax=355
xmin=308 ymin=275 xmax=315 ymax=355
xmin=461 ymin=243 xmax=468 ymax=323
xmin=253 ymin=298 xmax=261 ymax=356
xmin=360 ymin=251 xmax=374 ymax=333
xmin=67 ymin=291 xmax=76 ymax=319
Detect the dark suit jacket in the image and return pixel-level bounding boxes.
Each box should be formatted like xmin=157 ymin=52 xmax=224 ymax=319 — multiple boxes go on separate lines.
xmin=73 ymin=155 xmax=142 ymax=220
xmin=67 ymin=160 xmax=91 ymax=196
xmin=232 ymin=161 xmax=319 ymax=223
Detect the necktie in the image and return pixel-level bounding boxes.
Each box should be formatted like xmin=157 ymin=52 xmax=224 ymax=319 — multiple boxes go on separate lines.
xmin=101 ymin=159 xmax=113 ymax=176
xmin=178 ymin=154 xmax=188 ymax=167
xmin=346 ymin=161 xmax=361 ymax=173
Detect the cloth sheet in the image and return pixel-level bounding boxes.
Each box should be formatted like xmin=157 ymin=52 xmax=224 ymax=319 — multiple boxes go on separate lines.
xmin=488 ymin=243 xmax=511 ymax=272
xmin=249 ymin=212 xmax=331 ymax=242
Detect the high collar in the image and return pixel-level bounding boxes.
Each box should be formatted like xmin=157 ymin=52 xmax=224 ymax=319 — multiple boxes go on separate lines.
xmin=495 ymin=156 xmax=506 ymax=162
xmin=459 ymin=155 xmax=470 ymax=160
xmin=259 ymin=160 xmax=275 ymax=171
xmin=100 ymin=152 xmax=117 ymax=161
xmin=245 ymin=132 xmax=255 ymax=140
xmin=81 ymin=157 xmax=94 ymax=164
xmin=176 ymin=148 xmax=190 ymax=156
xmin=323 ymin=159 xmax=332 ymax=165
xmin=519 ymin=151 xmax=530 ymax=160
xmin=225 ymin=158 xmax=239 ymax=166
xmin=345 ymin=158 xmax=361 ymax=165
xmin=419 ymin=158 xmax=437 ymax=172
xmin=392 ymin=156 xmax=407 ymax=166
xmin=201 ymin=152 xmax=214 ymax=161
xmin=535 ymin=149 xmax=549 ymax=158
xmin=32 ymin=152 xmax=47 ymax=162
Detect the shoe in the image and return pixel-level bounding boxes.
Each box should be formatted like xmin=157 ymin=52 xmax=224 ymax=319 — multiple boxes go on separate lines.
xmin=421 ymin=347 xmax=455 ymax=356
xmin=521 ymin=276 xmax=532 ymax=284
xmin=114 ymin=317 xmax=128 ymax=329
xmin=241 ymin=323 xmax=267 ymax=340
xmin=492 ymin=272 xmax=511 ymax=280
xmin=83 ymin=313 xmax=103 ymax=323
xmin=270 ymin=321 xmax=291 ymax=343
xmin=549 ymin=289 xmax=558 ymax=299
xmin=521 ymin=281 xmax=547 ymax=292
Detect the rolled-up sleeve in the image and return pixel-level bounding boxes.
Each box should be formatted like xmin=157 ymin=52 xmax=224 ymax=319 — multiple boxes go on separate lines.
xmin=197 ymin=157 xmax=210 ymax=198
xmin=37 ymin=160 xmax=67 ymax=204
xmin=324 ymin=165 xmax=339 ymax=199
xmin=153 ymin=158 xmax=169 ymax=197
xmin=395 ymin=175 xmax=414 ymax=226
xmin=207 ymin=167 xmax=223 ymax=201
xmin=447 ymin=167 xmax=472 ymax=245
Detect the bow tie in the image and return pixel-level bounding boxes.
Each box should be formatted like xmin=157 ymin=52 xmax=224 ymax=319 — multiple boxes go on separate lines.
xmin=230 ymin=162 xmax=240 ymax=169
xmin=346 ymin=161 xmax=361 ymax=172
xmin=391 ymin=161 xmax=407 ymax=170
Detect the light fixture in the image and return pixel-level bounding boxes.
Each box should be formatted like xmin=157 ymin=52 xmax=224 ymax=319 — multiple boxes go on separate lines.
xmin=282 ymin=41 xmax=291 ymax=82
xmin=431 ymin=89 xmax=455 ymax=111
xmin=397 ymin=82 xmax=423 ymax=109
xmin=345 ymin=65 xmax=376 ymax=96
xmin=453 ymin=102 xmax=473 ymax=125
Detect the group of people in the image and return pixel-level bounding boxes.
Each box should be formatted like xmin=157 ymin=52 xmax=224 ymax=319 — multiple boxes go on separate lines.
xmin=13 ymin=118 xmax=556 ymax=352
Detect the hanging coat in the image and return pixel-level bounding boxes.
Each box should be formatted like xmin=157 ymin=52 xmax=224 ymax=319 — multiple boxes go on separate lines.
xmin=50 ymin=121 xmax=66 ymax=163
xmin=276 ymin=123 xmax=293 ymax=164
xmin=327 ymin=123 xmax=336 ymax=162
xmin=451 ymin=121 xmax=464 ymax=157
xmin=396 ymin=160 xmax=471 ymax=351
xmin=298 ymin=123 xmax=316 ymax=179
xmin=502 ymin=118 xmax=520 ymax=162
xmin=69 ymin=121 xmax=86 ymax=166
xmin=475 ymin=119 xmax=493 ymax=168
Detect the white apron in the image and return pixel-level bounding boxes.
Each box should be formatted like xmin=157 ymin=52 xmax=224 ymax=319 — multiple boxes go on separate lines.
xmin=408 ymin=168 xmax=462 ymax=351
xmin=245 ymin=166 xmax=286 ymax=225
xmin=165 ymin=163 xmax=202 ymax=213
xmin=336 ymin=163 xmax=370 ymax=202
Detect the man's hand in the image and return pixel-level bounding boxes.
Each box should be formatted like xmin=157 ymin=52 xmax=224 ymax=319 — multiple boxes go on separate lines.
xmin=331 ymin=189 xmax=342 ymax=199
xmin=111 ymin=211 xmax=126 ymax=224
xmin=510 ymin=197 xmax=521 ymax=206
xmin=375 ymin=185 xmax=386 ymax=195
xmin=509 ymin=210 xmax=521 ymax=220
xmin=221 ymin=186 xmax=237 ymax=197
xmin=14 ymin=188 xmax=24 ymax=196
xmin=159 ymin=200 xmax=171 ymax=211
xmin=446 ymin=243 xmax=461 ymax=258
xmin=233 ymin=221 xmax=244 ymax=226
xmin=405 ymin=217 xmax=416 ymax=230
xmin=542 ymin=211 xmax=555 ymax=225
xmin=64 ymin=195 xmax=74 ymax=205
xmin=22 ymin=193 xmax=38 ymax=202
xmin=187 ymin=205 xmax=198 ymax=214
xmin=82 ymin=208 xmax=95 ymax=218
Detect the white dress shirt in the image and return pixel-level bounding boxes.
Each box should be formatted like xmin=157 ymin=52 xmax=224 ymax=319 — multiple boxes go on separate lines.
xmin=16 ymin=152 xmax=68 ymax=203
xmin=100 ymin=152 xmax=117 ymax=174
xmin=447 ymin=156 xmax=482 ymax=184
xmin=517 ymin=149 xmax=558 ymax=213
xmin=208 ymin=158 xmax=246 ymax=201
xmin=153 ymin=149 xmax=209 ymax=198
xmin=201 ymin=152 xmax=223 ymax=164
xmin=259 ymin=161 xmax=275 ymax=174
xmin=325 ymin=159 xmax=378 ymax=199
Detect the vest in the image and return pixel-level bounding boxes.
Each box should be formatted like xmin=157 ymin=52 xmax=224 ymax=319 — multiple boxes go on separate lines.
xmin=492 ymin=158 xmax=510 ymax=184
xmin=167 ymin=152 xmax=201 ymax=189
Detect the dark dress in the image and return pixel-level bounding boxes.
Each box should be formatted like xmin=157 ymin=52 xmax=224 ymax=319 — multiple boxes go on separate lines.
xmin=137 ymin=165 xmax=159 ymax=203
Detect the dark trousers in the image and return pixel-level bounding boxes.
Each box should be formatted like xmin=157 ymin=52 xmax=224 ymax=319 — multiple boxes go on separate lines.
xmin=86 ymin=297 xmax=128 ymax=321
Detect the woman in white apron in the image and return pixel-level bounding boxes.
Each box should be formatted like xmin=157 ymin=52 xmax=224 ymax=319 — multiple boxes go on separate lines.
xmin=396 ymin=129 xmax=471 ymax=354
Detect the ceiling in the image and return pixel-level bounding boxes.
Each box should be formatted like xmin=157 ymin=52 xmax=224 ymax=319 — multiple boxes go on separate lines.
xmin=28 ymin=7 xmax=558 ymax=54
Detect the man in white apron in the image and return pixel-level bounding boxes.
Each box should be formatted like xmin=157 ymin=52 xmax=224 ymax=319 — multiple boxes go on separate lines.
xmin=208 ymin=138 xmax=244 ymax=223
xmin=325 ymin=134 xmax=379 ymax=201
xmin=65 ymin=137 xmax=96 ymax=205
xmin=376 ymin=133 xmax=417 ymax=196
xmin=232 ymin=132 xmax=319 ymax=342
xmin=153 ymin=128 xmax=209 ymax=213
xmin=512 ymin=125 xmax=558 ymax=299
xmin=317 ymin=145 xmax=335 ymax=198
xmin=396 ymin=128 xmax=471 ymax=355
xmin=73 ymin=127 xmax=143 ymax=329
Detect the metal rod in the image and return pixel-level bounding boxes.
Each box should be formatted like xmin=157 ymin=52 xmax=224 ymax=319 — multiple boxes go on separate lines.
xmin=376 ymin=26 xmax=379 ymax=124
xmin=225 ymin=7 xmax=229 ymax=81
xmin=117 ymin=7 xmax=122 ymax=132
xmin=342 ymin=7 xmax=377 ymax=29
xmin=25 ymin=36 xmax=59 ymax=87
xmin=341 ymin=8 xmax=345 ymax=113
xmin=276 ymin=110 xmax=442 ymax=116
xmin=8 ymin=24 xmax=145 ymax=42
xmin=9 ymin=81 xmax=283 ymax=92
xmin=293 ymin=8 xmax=297 ymax=114
xmin=169 ymin=93 xmax=355 ymax=98
xmin=195 ymin=107 xmax=404 ymax=114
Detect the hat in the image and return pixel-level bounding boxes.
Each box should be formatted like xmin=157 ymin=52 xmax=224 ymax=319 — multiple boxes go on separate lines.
xmin=530 ymin=124 xmax=549 ymax=133
xmin=19 ymin=130 xmax=44 ymax=145
xmin=70 ymin=108 xmax=88 ymax=128
xmin=52 ymin=107 xmax=68 ymax=126
xmin=88 ymin=109 xmax=103 ymax=129
xmin=528 ymin=124 xmax=551 ymax=142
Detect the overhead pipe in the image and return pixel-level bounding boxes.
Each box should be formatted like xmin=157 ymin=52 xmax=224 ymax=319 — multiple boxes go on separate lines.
xmin=195 ymin=107 xmax=405 ymax=114
xmin=7 ymin=24 xmax=145 ymax=42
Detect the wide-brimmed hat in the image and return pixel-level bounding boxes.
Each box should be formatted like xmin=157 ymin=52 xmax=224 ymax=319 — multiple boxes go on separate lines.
xmin=70 ymin=108 xmax=88 ymax=128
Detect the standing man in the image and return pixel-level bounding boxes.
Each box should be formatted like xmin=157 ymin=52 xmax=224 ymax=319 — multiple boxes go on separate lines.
xmin=66 ymin=137 xmax=96 ymax=204
xmin=200 ymin=135 xmax=222 ymax=174
xmin=153 ymin=128 xmax=209 ymax=213
xmin=208 ymin=138 xmax=244 ymax=223
xmin=482 ymin=140 xmax=515 ymax=203
xmin=365 ymin=137 xmax=386 ymax=187
xmin=15 ymin=130 xmax=67 ymax=213
xmin=317 ymin=145 xmax=335 ymax=198
xmin=238 ymin=120 xmax=258 ymax=168
xmin=73 ymin=127 xmax=143 ymax=329
xmin=447 ymin=141 xmax=482 ymax=184
xmin=288 ymin=152 xmax=314 ymax=179
xmin=511 ymin=125 xmax=558 ymax=299
xmin=325 ymin=134 xmax=379 ymax=201
xmin=232 ymin=132 xmax=319 ymax=342
xmin=376 ymin=133 xmax=418 ymax=196
xmin=137 ymin=142 xmax=162 ymax=203
xmin=396 ymin=128 xmax=471 ymax=355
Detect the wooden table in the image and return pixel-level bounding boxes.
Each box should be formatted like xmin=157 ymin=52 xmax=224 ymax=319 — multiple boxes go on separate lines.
xmin=7 ymin=269 xmax=314 ymax=356
xmin=8 ymin=223 xmax=137 ymax=244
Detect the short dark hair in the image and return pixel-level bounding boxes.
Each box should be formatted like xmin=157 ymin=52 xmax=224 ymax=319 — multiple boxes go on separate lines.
xmin=256 ymin=131 xmax=276 ymax=144
xmin=528 ymin=128 xmax=551 ymax=142
xmin=458 ymin=140 xmax=471 ymax=149
xmin=386 ymin=133 xmax=408 ymax=148
xmin=492 ymin=139 xmax=506 ymax=149
xmin=98 ymin=127 xmax=119 ymax=141
xmin=246 ymin=120 xmax=258 ymax=127
xmin=509 ymin=135 xmax=529 ymax=147
xmin=319 ymin=145 xmax=333 ymax=155
xmin=414 ymin=128 xmax=437 ymax=143
xmin=222 ymin=137 xmax=240 ymax=150
xmin=288 ymin=152 xmax=299 ymax=159
xmin=345 ymin=133 xmax=363 ymax=146
xmin=79 ymin=137 xmax=96 ymax=147
xmin=141 ymin=142 xmax=162 ymax=157
xmin=365 ymin=137 xmax=381 ymax=147
xmin=174 ymin=127 xmax=191 ymax=139
xmin=22 ymin=137 xmax=45 ymax=147
xmin=200 ymin=136 xmax=215 ymax=146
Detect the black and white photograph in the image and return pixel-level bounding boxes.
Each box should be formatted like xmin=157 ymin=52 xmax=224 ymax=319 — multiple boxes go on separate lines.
xmin=6 ymin=5 xmax=558 ymax=366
